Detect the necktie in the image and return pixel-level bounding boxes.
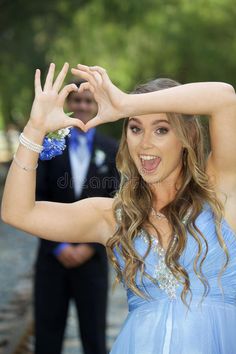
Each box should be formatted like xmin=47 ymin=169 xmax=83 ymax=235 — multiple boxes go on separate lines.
xmin=77 ymin=135 xmax=90 ymax=162
xmin=69 ymin=134 xmax=91 ymax=198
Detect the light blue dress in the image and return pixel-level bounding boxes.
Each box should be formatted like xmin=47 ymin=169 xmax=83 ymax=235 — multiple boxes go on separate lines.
xmin=110 ymin=205 xmax=236 ymax=354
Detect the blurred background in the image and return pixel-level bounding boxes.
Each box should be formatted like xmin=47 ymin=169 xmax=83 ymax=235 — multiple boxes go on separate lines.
xmin=1 ymin=0 xmax=236 ymax=162
xmin=0 ymin=0 xmax=236 ymax=353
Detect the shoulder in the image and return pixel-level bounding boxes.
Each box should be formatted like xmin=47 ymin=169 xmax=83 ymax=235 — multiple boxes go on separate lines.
xmin=89 ymin=197 xmax=117 ymax=244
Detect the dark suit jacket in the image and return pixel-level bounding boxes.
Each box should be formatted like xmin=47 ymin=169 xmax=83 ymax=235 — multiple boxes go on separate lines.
xmin=35 ymin=131 xmax=119 ymax=275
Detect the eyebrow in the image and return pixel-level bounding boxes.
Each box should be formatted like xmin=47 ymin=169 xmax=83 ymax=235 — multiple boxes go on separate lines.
xmin=128 ymin=117 xmax=170 ymax=125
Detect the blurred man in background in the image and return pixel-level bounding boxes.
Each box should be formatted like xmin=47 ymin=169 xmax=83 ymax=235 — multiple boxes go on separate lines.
xmin=34 ymin=79 xmax=119 ymax=354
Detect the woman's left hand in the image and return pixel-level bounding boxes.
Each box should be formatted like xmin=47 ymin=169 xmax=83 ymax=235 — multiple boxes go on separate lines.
xmin=71 ymin=64 xmax=129 ymax=130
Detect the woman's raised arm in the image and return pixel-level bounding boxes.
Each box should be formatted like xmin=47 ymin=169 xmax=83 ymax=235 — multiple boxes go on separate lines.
xmin=73 ymin=64 xmax=236 ymax=179
xmin=0 ymin=63 xmax=114 ymax=245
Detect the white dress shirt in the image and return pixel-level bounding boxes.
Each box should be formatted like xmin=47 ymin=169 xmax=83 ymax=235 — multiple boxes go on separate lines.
xmin=68 ymin=134 xmax=91 ymax=198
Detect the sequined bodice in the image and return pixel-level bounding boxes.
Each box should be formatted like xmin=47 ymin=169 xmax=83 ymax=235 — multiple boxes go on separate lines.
xmin=138 ymin=229 xmax=179 ymax=299
xmin=114 ymin=205 xmax=236 ymax=312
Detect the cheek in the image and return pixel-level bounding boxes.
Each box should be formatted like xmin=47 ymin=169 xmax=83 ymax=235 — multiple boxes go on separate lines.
xmin=91 ymin=104 xmax=98 ymax=113
xmin=159 ymin=136 xmax=183 ymax=167
xmin=68 ymin=101 xmax=76 ymax=109
xmin=161 ymin=133 xmax=182 ymax=153
xmin=126 ymin=129 xmax=143 ymax=146
xmin=164 ymin=144 xmax=183 ymax=170
xmin=126 ymin=135 xmax=140 ymax=158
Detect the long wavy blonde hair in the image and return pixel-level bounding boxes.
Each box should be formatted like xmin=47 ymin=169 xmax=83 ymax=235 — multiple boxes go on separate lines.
xmin=106 ymin=78 xmax=228 ymax=306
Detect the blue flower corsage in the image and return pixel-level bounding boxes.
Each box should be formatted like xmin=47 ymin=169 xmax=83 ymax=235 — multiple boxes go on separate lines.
xmin=39 ymin=127 xmax=72 ymax=160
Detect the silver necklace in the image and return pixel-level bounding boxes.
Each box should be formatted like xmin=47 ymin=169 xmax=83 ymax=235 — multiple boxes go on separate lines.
xmin=151 ymin=207 xmax=167 ymax=220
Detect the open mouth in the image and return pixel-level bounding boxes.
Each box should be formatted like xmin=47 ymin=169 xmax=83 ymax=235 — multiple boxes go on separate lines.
xmin=139 ymin=155 xmax=161 ymax=173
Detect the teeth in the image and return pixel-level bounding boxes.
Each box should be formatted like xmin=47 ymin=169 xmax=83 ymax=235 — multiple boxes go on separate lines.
xmin=140 ymin=155 xmax=159 ymax=161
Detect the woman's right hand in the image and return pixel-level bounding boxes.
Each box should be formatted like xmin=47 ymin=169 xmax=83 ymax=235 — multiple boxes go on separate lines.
xmin=29 ymin=62 xmax=85 ymax=135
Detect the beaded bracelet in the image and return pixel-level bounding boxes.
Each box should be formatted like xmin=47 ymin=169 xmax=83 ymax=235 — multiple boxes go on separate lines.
xmin=20 ymin=133 xmax=44 ymax=153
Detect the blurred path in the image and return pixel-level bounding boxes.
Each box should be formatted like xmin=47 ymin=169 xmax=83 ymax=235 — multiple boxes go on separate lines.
xmin=0 ymin=221 xmax=38 ymax=310
xmin=0 ymin=220 xmax=127 ymax=353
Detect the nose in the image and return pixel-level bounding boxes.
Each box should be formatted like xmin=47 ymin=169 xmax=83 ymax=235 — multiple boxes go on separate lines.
xmin=78 ymin=101 xmax=88 ymax=111
xmin=140 ymin=131 xmax=154 ymax=149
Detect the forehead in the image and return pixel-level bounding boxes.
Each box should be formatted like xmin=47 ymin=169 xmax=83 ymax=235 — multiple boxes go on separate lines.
xmin=69 ymin=90 xmax=95 ymax=101
xmin=128 ymin=113 xmax=169 ymax=125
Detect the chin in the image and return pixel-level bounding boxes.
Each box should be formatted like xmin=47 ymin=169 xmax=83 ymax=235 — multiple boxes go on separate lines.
xmin=140 ymin=172 xmax=164 ymax=184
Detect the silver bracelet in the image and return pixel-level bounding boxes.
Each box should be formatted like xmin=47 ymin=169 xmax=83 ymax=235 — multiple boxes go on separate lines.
xmin=13 ymin=154 xmax=38 ymax=171
xmin=19 ymin=132 xmax=44 ymax=153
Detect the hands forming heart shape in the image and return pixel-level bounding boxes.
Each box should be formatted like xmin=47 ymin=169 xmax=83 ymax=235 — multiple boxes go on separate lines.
xmin=29 ymin=62 xmax=129 ymax=135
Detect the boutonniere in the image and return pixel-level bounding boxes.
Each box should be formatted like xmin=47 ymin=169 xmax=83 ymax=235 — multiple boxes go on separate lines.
xmin=94 ymin=149 xmax=106 ymax=167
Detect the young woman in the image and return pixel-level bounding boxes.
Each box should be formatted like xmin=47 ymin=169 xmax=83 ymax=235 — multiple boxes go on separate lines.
xmin=1 ymin=62 xmax=236 ymax=353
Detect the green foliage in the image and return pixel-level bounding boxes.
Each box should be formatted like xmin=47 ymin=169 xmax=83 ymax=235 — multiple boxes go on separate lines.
xmin=0 ymin=0 xmax=236 ymax=139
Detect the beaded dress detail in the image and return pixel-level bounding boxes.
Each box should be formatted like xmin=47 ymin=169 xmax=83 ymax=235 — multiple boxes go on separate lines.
xmin=140 ymin=229 xmax=179 ymax=299
xmin=139 ymin=209 xmax=191 ymax=299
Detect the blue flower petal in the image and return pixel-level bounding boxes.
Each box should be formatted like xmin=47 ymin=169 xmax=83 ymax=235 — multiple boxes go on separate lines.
xmin=39 ymin=137 xmax=67 ymax=161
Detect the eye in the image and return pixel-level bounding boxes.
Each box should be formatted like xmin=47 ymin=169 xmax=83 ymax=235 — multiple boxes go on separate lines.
xmin=129 ymin=125 xmax=141 ymax=134
xmin=156 ymin=127 xmax=169 ymax=135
